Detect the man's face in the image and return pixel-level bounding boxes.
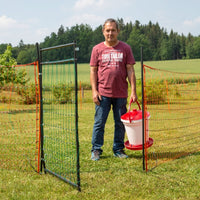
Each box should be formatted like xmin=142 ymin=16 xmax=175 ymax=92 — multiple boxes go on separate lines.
xmin=103 ymin=22 xmax=119 ymax=45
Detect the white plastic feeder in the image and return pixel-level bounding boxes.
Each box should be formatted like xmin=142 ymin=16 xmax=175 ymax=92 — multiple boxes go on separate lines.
xmin=121 ymin=101 xmax=151 ymax=148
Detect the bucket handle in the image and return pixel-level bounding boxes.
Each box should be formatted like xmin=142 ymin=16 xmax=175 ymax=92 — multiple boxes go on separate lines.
xmin=128 ymin=100 xmax=141 ymax=112
xmin=128 ymin=100 xmax=141 ymax=123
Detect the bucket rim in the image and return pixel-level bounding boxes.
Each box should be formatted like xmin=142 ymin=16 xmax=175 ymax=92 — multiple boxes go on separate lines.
xmin=121 ymin=115 xmax=150 ymax=123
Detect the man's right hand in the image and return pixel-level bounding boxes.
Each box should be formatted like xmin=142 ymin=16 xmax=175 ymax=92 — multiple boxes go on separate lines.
xmin=92 ymin=91 xmax=102 ymax=106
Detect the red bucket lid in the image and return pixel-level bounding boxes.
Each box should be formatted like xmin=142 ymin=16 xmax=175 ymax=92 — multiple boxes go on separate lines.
xmin=121 ymin=109 xmax=150 ymax=122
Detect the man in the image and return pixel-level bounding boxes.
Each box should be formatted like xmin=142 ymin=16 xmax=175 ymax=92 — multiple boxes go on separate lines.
xmin=90 ymin=18 xmax=137 ymax=161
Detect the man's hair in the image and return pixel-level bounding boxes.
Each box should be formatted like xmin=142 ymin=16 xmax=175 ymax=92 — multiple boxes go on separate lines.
xmin=102 ymin=18 xmax=119 ymax=31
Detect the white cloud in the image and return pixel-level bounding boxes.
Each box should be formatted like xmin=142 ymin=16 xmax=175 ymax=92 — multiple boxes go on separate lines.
xmin=183 ymin=16 xmax=200 ymax=26
xmin=0 ymin=15 xmax=17 ymax=29
xmin=0 ymin=15 xmax=29 ymax=30
xmin=180 ymin=16 xmax=200 ymax=35
xmin=0 ymin=15 xmax=49 ymax=46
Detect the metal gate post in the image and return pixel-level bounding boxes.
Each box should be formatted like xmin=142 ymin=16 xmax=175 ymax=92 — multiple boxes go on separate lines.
xmin=36 ymin=42 xmax=46 ymax=173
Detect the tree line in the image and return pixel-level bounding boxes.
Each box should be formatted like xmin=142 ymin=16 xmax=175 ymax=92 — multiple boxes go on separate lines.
xmin=0 ymin=18 xmax=200 ymax=64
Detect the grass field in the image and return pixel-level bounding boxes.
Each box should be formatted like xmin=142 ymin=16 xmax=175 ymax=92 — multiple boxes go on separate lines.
xmin=78 ymin=59 xmax=200 ymax=83
xmin=1 ymin=59 xmax=200 ymax=200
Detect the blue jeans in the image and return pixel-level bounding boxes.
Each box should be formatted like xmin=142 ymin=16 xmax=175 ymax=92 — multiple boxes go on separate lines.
xmin=91 ymin=96 xmax=127 ymax=153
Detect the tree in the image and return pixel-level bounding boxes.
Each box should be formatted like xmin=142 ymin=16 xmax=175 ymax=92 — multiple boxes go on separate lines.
xmin=17 ymin=50 xmax=32 ymax=64
xmin=160 ymin=38 xmax=173 ymax=60
xmin=0 ymin=45 xmax=17 ymax=66
xmin=179 ymin=34 xmax=186 ymax=58
xmin=185 ymin=33 xmax=195 ymax=59
xmin=169 ymin=30 xmax=181 ymax=59
xmin=18 ymin=39 xmax=25 ymax=49
xmin=186 ymin=36 xmax=200 ymax=59
xmin=0 ymin=45 xmax=26 ymax=87
xmin=192 ymin=37 xmax=200 ymax=58
xmin=0 ymin=44 xmax=9 ymax=54
xmin=77 ymin=24 xmax=93 ymax=62
xmin=118 ymin=21 xmax=133 ymax=42
xmin=1 ymin=19 xmax=200 ymax=62
xmin=57 ymin=25 xmax=65 ymax=37
xmin=144 ymin=22 xmax=162 ymax=60
xmin=91 ymin=25 xmax=104 ymax=45
xmin=127 ymin=27 xmax=152 ymax=61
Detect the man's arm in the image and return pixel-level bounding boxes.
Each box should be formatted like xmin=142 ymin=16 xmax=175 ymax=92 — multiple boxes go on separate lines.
xmin=90 ymin=66 xmax=101 ymax=105
xmin=126 ymin=64 xmax=137 ymax=103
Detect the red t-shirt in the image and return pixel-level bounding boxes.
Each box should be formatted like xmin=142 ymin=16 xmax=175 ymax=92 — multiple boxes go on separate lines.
xmin=90 ymin=41 xmax=135 ymax=98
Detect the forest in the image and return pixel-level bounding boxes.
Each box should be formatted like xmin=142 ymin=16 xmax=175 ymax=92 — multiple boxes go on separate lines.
xmin=0 ymin=18 xmax=200 ymax=64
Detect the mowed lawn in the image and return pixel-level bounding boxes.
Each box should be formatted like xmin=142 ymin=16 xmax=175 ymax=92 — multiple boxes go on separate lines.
xmin=1 ymin=59 xmax=200 ymax=200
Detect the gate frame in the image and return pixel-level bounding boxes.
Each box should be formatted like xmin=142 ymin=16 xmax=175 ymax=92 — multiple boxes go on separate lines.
xmin=36 ymin=42 xmax=81 ymax=191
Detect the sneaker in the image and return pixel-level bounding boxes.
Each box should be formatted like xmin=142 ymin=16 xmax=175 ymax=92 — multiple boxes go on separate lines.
xmin=114 ymin=149 xmax=128 ymax=158
xmin=91 ymin=150 xmax=101 ymax=161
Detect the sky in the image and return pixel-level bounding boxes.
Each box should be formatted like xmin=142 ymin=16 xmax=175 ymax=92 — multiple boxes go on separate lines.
xmin=0 ymin=0 xmax=199 ymax=46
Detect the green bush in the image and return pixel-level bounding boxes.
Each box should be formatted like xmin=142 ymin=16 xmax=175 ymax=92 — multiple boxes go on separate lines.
xmin=0 ymin=95 xmax=10 ymax=103
xmin=170 ymin=84 xmax=181 ymax=97
xmin=136 ymin=79 xmax=182 ymax=105
xmin=16 ymin=83 xmax=37 ymax=104
xmin=145 ymin=80 xmax=167 ymax=104
xmin=53 ymin=83 xmax=73 ymax=104
xmin=134 ymin=79 xmax=167 ymax=104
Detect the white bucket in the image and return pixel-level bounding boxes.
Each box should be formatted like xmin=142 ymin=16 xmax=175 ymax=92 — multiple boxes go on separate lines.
xmin=120 ymin=101 xmax=150 ymax=146
xmin=121 ymin=118 xmax=150 ymax=145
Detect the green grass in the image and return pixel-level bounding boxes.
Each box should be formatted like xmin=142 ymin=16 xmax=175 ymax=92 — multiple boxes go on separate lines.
xmin=1 ymin=59 xmax=200 ymax=200
xmin=1 ymin=103 xmax=200 ymax=199
xmin=143 ymin=59 xmax=200 ymax=73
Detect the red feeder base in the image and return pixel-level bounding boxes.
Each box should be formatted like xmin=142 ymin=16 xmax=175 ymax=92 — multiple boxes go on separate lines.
xmin=125 ymin=137 xmax=153 ymax=150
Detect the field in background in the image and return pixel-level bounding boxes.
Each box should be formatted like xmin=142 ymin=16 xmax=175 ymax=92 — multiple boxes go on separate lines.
xmin=21 ymin=59 xmax=200 ymax=87
xmin=1 ymin=59 xmax=200 ymax=200
xmin=78 ymin=59 xmax=200 ymax=83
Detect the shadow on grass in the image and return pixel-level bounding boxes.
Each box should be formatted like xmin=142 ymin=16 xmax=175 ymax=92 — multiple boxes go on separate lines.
xmin=148 ymin=150 xmax=200 ymax=160
xmin=146 ymin=150 xmax=200 ymax=171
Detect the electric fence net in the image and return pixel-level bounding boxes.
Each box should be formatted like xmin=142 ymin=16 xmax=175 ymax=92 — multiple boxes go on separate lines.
xmin=0 ymin=62 xmax=40 ymax=172
xmin=143 ymin=64 xmax=200 ymax=171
